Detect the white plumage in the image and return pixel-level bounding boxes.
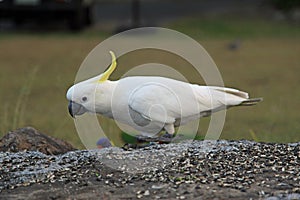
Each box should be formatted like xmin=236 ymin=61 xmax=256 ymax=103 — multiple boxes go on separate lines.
xmin=66 ymin=51 xmax=261 ymax=138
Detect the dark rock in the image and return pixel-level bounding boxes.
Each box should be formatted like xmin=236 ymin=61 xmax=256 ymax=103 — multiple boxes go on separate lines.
xmin=0 ymin=127 xmax=76 ymax=155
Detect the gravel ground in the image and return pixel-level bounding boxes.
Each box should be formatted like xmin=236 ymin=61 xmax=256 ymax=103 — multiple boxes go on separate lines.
xmin=0 ymin=140 xmax=299 ymax=200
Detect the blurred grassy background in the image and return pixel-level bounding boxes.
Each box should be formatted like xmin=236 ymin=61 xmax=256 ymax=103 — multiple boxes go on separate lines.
xmin=0 ymin=16 xmax=299 ymax=148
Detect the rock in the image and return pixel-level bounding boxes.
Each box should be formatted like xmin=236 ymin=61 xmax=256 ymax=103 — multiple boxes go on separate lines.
xmin=0 ymin=140 xmax=299 ymax=199
xmin=0 ymin=127 xmax=76 ymax=155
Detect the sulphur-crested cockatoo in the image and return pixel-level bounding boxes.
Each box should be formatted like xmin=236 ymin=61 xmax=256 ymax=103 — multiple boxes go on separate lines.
xmin=67 ymin=51 xmax=262 ymax=140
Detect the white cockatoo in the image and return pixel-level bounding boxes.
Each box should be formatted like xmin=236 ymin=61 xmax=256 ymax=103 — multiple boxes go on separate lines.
xmin=67 ymin=51 xmax=262 ymax=140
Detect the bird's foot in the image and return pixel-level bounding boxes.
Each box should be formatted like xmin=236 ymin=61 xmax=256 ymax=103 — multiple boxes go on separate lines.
xmin=161 ymin=133 xmax=174 ymax=138
xmin=136 ymin=135 xmax=158 ymax=143
xmin=122 ymin=133 xmax=176 ymax=150
xmin=157 ymin=133 xmax=174 ymax=144
xmin=136 ymin=134 xmax=174 ymax=143
xmin=122 ymin=142 xmax=157 ymax=150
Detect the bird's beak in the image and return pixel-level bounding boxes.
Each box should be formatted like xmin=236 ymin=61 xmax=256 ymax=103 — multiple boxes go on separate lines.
xmin=68 ymin=101 xmax=87 ymax=118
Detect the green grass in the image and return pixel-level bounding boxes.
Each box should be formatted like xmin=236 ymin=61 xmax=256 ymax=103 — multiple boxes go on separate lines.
xmin=0 ymin=17 xmax=299 ymax=148
xmin=168 ymin=16 xmax=300 ymax=39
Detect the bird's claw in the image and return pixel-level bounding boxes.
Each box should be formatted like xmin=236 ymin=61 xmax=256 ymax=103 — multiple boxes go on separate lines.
xmin=136 ymin=135 xmax=158 ymax=143
xmin=137 ymin=134 xmax=174 ymax=143
xmin=161 ymin=133 xmax=174 ymax=138
xmin=122 ymin=133 xmax=176 ymax=150
xmin=122 ymin=142 xmax=157 ymax=150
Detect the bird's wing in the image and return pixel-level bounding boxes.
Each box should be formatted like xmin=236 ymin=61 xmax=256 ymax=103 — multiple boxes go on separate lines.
xmin=128 ymin=80 xmax=252 ymax=124
xmin=129 ymin=82 xmax=253 ymax=123
xmin=128 ymin=82 xmax=202 ymax=124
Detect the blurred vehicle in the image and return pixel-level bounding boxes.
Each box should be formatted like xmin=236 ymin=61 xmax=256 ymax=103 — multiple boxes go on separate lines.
xmin=0 ymin=0 xmax=95 ymax=30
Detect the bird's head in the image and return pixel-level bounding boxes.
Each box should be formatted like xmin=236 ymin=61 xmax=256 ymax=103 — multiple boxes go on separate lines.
xmin=66 ymin=51 xmax=117 ymax=117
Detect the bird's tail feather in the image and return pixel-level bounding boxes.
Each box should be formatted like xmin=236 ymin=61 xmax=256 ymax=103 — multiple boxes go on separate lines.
xmin=209 ymin=86 xmax=249 ymax=99
xmin=239 ymin=98 xmax=263 ymax=106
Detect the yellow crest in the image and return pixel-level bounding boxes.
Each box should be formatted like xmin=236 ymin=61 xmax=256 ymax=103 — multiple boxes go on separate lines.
xmin=98 ymin=51 xmax=117 ymax=82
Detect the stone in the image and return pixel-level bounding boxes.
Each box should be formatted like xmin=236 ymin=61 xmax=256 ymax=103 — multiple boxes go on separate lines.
xmin=0 ymin=127 xmax=76 ymax=155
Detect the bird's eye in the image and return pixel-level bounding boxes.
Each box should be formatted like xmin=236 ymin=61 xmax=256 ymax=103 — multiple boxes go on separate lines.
xmin=82 ymin=96 xmax=88 ymax=102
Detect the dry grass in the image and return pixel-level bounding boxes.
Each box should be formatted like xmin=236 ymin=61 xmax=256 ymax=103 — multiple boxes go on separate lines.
xmin=0 ymin=19 xmax=299 ymax=148
xmin=0 ymin=36 xmax=101 ymax=148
